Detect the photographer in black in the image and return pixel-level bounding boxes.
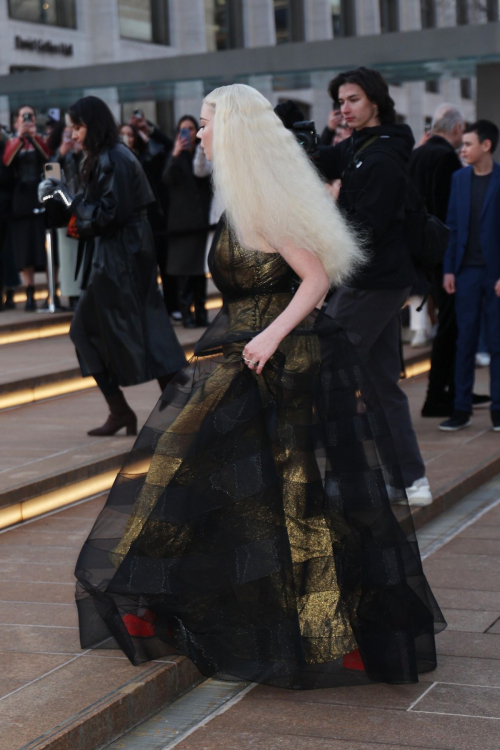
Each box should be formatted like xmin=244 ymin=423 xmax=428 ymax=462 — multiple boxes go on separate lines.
xmin=2 ymin=105 xmax=50 ymax=311
xmin=315 ymin=67 xmax=430 ymax=507
xmin=0 ymin=127 xmax=15 ymax=310
xmin=128 ymin=110 xmax=178 ymax=318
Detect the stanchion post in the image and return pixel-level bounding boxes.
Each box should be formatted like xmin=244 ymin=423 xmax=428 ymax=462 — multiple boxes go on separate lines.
xmin=44 ymin=227 xmax=56 ymax=313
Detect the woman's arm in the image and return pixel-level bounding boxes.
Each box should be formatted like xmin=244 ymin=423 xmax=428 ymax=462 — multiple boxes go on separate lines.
xmin=73 ymin=163 xmax=119 ymax=237
xmin=242 ymin=243 xmax=329 ymax=375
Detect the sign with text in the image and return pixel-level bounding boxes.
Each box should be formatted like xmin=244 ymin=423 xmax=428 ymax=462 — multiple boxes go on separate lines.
xmin=15 ymin=36 xmax=73 ymax=57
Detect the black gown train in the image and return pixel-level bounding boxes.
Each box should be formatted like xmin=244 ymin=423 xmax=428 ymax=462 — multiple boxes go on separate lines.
xmin=75 ymin=220 xmax=446 ymax=690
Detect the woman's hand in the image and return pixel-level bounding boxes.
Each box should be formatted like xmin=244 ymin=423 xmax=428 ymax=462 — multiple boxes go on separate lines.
xmin=172 ymin=135 xmax=185 ymax=157
xmin=495 ymin=278 xmax=500 ymax=297
xmin=242 ymin=329 xmax=281 ymax=376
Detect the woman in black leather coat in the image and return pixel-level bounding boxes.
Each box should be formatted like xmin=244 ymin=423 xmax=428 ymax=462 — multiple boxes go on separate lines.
xmin=39 ymin=96 xmax=186 ymax=436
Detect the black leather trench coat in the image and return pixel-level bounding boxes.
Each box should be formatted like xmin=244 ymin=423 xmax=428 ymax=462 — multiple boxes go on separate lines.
xmin=70 ymin=143 xmax=186 ymax=386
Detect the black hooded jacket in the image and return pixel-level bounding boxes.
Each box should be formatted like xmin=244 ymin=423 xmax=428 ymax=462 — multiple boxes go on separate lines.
xmin=409 ymin=135 xmax=462 ymax=223
xmin=318 ymin=123 xmax=416 ymax=289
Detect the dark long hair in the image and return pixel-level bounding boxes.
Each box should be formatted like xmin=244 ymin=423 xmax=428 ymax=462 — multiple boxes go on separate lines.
xmin=176 ymin=115 xmax=200 ymax=150
xmin=120 ymin=122 xmax=147 ymax=155
xmin=176 ymin=114 xmax=199 ymax=134
xmin=328 ymin=67 xmax=396 ymax=125
xmin=67 ymin=96 xmax=118 ymax=180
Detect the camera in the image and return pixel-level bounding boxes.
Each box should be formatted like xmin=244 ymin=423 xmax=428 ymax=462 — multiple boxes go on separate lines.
xmin=23 ymin=112 xmax=33 ymax=123
xmin=133 ymin=108 xmax=144 ymax=118
xmin=273 ymin=102 xmax=319 ymax=158
xmin=291 ymin=120 xmax=319 ymax=157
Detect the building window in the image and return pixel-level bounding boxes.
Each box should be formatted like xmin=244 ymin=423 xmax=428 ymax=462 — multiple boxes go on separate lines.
xmin=487 ymin=0 xmax=499 ymax=21
xmin=425 ymin=79 xmax=440 ymax=94
xmin=274 ymin=0 xmax=305 ymax=44
xmin=8 ymin=0 xmax=77 ymax=28
xmin=330 ymin=0 xmax=356 ymax=37
xmin=205 ymin=0 xmax=243 ymax=51
xmin=118 ymin=0 xmax=170 ymax=45
xmin=420 ymin=0 xmax=436 ymax=29
xmin=460 ymin=78 xmax=472 ymax=99
xmin=456 ymin=0 xmax=469 ymax=25
xmin=379 ymin=0 xmax=399 ymax=33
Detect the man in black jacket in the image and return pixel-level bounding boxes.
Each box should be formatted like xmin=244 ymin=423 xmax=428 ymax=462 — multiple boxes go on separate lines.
xmin=409 ymin=104 xmax=466 ymax=417
xmin=318 ymin=67 xmax=431 ymax=507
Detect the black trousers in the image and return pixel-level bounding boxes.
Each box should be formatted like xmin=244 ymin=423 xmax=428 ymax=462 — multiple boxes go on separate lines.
xmin=426 ymin=262 xmax=457 ymax=405
xmin=178 ymin=275 xmax=207 ymax=319
xmin=327 ymin=285 xmax=425 ymax=488
xmin=153 ymin=232 xmax=179 ymax=315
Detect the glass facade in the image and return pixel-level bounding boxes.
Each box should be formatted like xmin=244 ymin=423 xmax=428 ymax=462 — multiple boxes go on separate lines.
xmin=330 ymin=0 xmax=356 ymax=37
xmin=487 ymin=0 xmax=499 ymax=21
xmin=379 ymin=0 xmax=399 ymax=33
xmin=8 ymin=0 xmax=77 ymax=28
xmin=205 ymin=0 xmax=243 ymax=51
xmin=420 ymin=0 xmax=436 ymax=29
xmin=118 ymin=0 xmax=169 ymax=45
xmin=205 ymin=0 xmax=229 ymax=51
xmin=274 ymin=0 xmax=291 ymax=44
xmin=273 ymin=0 xmax=304 ymax=44
xmin=456 ymin=0 xmax=469 ymax=25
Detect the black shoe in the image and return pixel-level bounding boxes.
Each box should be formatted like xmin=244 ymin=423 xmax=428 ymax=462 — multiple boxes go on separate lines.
xmin=422 ymin=399 xmax=453 ymax=418
xmin=439 ymin=411 xmax=472 ymax=431
xmin=472 ymin=393 xmax=491 ymax=405
xmin=182 ymin=312 xmax=198 ymax=329
xmin=195 ymin=312 xmax=209 ymax=327
xmin=492 ymin=411 xmax=500 ymax=432
xmin=25 ymin=285 xmax=36 ymax=312
xmin=41 ymin=294 xmax=64 ymax=310
xmin=4 ymin=289 xmax=16 ymax=310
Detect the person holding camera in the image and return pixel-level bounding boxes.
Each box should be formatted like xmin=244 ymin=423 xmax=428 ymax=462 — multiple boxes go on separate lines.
xmin=126 ymin=111 xmax=179 ymax=319
xmin=317 ymin=68 xmax=430 ymax=507
xmin=38 ymin=96 xmax=186 ymax=436
xmin=162 ymin=116 xmax=211 ymax=328
xmin=2 ymin=105 xmax=50 ymax=311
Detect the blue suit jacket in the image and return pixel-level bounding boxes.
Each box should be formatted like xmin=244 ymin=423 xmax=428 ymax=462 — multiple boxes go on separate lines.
xmin=443 ymin=162 xmax=500 ymax=278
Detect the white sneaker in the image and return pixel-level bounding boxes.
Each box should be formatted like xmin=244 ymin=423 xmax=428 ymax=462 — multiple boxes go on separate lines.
xmin=411 ymin=330 xmax=429 ymax=348
xmin=405 ymin=477 xmax=433 ymax=507
xmin=475 ymin=352 xmax=491 ymax=368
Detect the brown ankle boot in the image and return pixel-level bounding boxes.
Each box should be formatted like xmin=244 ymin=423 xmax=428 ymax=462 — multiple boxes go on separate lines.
xmin=88 ymin=392 xmax=137 ymax=437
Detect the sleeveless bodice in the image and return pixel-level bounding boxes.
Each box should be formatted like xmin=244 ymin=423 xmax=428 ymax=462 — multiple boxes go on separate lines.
xmin=209 ymin=222 xmax=298 ymax=301
xmin=199 ymin=221 xmax=313 ymax=355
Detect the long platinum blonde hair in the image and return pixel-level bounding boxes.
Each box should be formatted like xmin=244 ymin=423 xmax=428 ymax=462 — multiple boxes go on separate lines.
xmin=204 ymin=83 xmax=364 ymax=286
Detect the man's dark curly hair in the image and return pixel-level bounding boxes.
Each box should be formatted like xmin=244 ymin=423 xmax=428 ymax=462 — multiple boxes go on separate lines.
xmin=328 ymin=67 xmax=396 ymax=125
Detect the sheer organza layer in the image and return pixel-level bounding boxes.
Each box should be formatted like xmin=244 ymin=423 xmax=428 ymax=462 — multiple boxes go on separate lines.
xmin=75 ymin=224 xmax=445 ymax=689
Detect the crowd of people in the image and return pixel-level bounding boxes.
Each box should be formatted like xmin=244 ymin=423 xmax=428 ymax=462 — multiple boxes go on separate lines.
xmin=0 ymin=66 xmax=498 ymax=497
xmin=0 ymin=104 xmax=216 ymax=325
xmin=72 ymin=80 xmax=445 ymax=697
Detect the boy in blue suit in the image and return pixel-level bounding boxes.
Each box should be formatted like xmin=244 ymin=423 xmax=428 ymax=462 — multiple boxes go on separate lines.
xmin=440 ymin=120 xmax=500 ymax=431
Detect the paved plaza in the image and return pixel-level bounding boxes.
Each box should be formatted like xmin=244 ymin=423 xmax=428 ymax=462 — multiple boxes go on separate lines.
xmin=0 ymin=303 xmax=498 ymax=749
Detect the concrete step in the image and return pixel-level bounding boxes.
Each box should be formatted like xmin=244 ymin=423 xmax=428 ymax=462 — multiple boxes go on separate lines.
xmin=0 ymin=375 xmax=498 ymax=748
xmin=0 ymin=380 xmax=161 ymax=528
xmin=0 ymin=304 xmax=222 ymax=410
xmin=0 ymin=279 xmax=221 ymax=346
xmin=0 ymin=494 xmax=204 ymax=750
xmin=0 ymin=327 xmax=431 ymax=530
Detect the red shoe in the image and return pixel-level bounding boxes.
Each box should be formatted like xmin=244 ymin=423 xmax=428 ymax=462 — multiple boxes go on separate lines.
xmin=123 ymin=609 xmax=156 ymax=637
xmin=342 ymin=648 xmax=365 ymax=671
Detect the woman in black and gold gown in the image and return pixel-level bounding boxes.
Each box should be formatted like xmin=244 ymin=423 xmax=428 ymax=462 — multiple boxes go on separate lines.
xmin=75 ymin=84 xmax=445 ymax=690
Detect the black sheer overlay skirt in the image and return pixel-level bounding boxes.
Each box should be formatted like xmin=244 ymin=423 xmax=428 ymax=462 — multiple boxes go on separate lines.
xmin=75 ymin=221 xmax=446 ymax=690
